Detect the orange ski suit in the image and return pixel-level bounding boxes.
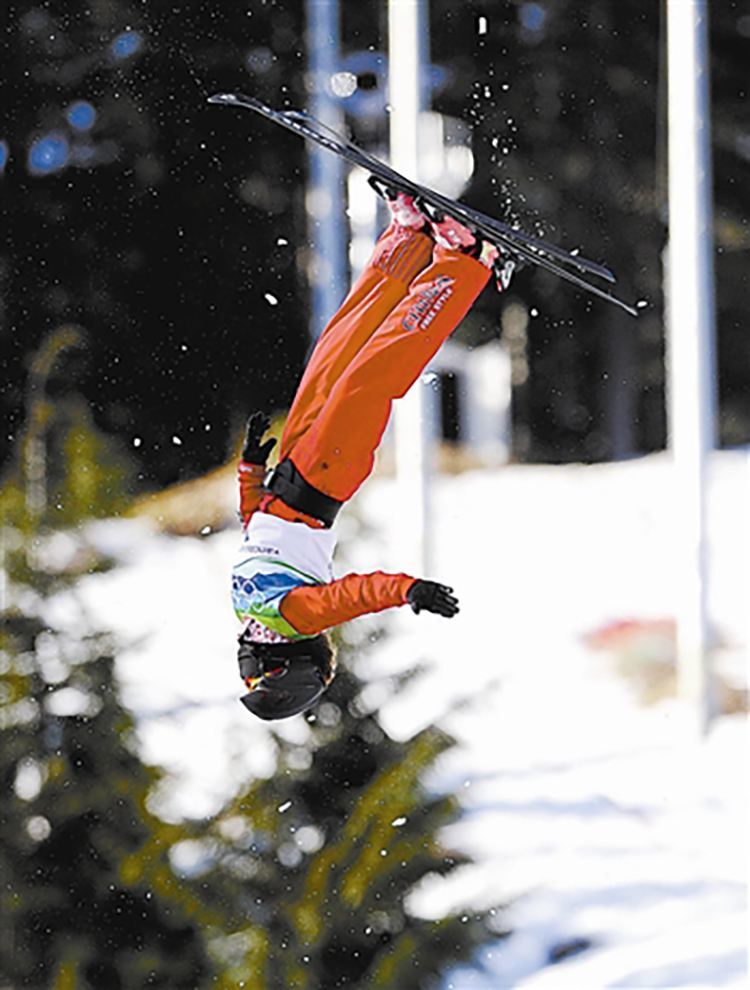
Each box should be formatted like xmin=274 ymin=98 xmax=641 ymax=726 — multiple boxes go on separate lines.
xmin=239 ymin=222 xmax=490 ymax=636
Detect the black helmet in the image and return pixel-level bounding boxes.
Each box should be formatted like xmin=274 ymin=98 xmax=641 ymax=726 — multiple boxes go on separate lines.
xmin=237 ymin=632 xmax=334 ymax=721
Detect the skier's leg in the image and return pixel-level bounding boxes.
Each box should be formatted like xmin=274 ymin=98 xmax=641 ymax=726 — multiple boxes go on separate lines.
xmin=279 ymin=222 xmax=433 ymax=459
xmin=289 ymin=243 xmax=491 ymax=502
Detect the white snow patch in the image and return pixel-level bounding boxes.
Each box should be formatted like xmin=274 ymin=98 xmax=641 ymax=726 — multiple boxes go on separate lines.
xmin=70 ymin=451 xmax=748 ymax=986
xmin=15 ymin=759 xmax=45 ymax=801
xmin=26 ymin=816 xmax=52 ymax=842
xmin=45 ymin=686 xmax=101 ymax=717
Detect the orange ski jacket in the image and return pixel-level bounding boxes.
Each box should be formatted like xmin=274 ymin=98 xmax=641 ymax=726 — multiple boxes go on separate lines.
xmin=234 ymin=461 xmax=415 ymax=638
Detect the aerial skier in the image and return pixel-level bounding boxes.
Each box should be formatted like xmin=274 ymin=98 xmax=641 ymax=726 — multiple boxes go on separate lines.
xmin=233 ymin=194 xmax=511 ymax=720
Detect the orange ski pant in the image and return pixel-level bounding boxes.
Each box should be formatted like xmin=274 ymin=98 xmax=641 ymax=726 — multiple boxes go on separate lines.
xmin=278 ymin=223 xmax=491 ymax=503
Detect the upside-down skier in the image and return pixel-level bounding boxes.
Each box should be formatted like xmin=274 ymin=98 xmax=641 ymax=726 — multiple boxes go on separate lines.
xmin=233 ymin=193 xmax=512 ymax=720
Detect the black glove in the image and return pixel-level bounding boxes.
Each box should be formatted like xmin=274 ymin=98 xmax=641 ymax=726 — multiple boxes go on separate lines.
xmin=241 ymin=412 xmax=277 ymax=465
xmin=406 ymin=580 xmax=459 ymax=618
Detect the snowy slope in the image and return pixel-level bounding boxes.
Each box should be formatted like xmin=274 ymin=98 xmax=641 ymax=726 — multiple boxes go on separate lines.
xmin=69 ymin=451 xmax=748 ymax=988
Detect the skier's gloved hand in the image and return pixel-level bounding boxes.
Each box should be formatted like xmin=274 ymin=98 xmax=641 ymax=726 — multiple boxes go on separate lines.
xmin=241 ymin=412 xmax=277 ymax=465
xmin=406 ymin=580 xmax=459 ymax=618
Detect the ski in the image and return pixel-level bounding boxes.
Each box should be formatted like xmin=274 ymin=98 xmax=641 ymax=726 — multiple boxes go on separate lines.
xmin=209 ymin=91 xmax=639 ymax=317
xmin=285 ymin=108 xmax=617 ymax=283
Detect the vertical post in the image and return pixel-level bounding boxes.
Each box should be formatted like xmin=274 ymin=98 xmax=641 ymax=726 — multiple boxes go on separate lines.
xmin=665 ymin=0 xmax=717 ymax=732
xmin=603 ymin=314 xmax=637 ymax=460
xmin=388 ymin=0 xmax=430 ymax=574
xmin=306 ymin=0 xmax=348 ymax=340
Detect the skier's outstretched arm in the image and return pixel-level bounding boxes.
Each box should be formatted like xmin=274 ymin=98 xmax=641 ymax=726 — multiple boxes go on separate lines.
xmin=280 ymin=573 xmax=459 ymax=636
xmin=238 ymin=412 xmax=277 ymax=525
xmin=238 ymin=461 xmax=266 ymax=524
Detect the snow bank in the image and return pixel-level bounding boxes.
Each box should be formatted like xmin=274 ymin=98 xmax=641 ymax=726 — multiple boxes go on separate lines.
xmin=72 ymin=451 xmax=747 ymax=988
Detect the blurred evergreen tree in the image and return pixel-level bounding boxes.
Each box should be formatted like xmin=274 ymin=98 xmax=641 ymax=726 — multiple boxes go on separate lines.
xmin=428 ymin=0 xmax=663 ymax=461
xmin=709 ymin=1 xmax=750 ymax=445
xmin=426 ymin=0 xmax=748 ymax=459
xmin=0 ymin=632 xmax=215 ymax=988
xmin=197 ymin=659 xmax=506 ymax=988
xmin=2 ymin=0 xmax=310 ymax=487
xmin=2 ymin=0 xmax=747 ymax=479
xmin=0 ymin=362 xmax=215 ymax=988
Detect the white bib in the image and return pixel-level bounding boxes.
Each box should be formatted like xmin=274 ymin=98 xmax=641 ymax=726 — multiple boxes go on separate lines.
xmin=237 ymin=512 xmax=337 ymax=584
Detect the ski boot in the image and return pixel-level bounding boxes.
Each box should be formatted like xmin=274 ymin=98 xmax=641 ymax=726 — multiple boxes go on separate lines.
xmin=369 ymin=177 xmax=427 ymax=230
xmin=369 ymin=175 xmax=516 ymax=291
xmin=417 ymin=197 xmax=518 ymax=291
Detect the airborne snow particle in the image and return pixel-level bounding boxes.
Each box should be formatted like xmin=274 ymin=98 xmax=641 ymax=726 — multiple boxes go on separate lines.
xmin=264 ymin=293 xmax=279 ymax=306
xmin=132 ymin=437 xmax=142 ymax=447
xmin=276 ymin=237 xmax=288 ymax=245
xmin=477 ymin=15 xmax=488 ymax=35
xmin=278 ymin=801 xmax=292 ymax=813
xmin=530 ymin=308 xmax=539 ymax=317
xmin=391 ymin=816 xmax=407 ymax=827
xmin=172 ymin=435 xmax=182 ymax=445
xmin=637 ymin=299 xmax=648 ymax=308
xmin=200 ymin=525 xmax=212 ymax=535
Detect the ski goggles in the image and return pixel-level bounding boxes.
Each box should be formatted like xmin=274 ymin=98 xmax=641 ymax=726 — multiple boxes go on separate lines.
xmin=242 ymin=662 xmax=288 ymax=693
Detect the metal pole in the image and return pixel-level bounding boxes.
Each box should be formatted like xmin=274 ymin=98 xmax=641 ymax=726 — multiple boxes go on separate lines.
xmin=665 ymin=0 xmax=717 ymax=732
xmin=306 ymin=0 xmax=347 ymax=340
xmin=388 ymin=0 xmax=430 ymax=574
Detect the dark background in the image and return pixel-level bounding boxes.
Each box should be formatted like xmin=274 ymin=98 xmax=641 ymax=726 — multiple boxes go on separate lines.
xmin=2 ymin=0 xmax=748 ymax=490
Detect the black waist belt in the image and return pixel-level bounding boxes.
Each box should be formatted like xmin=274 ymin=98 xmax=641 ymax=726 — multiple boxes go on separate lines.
xmin=264 ymin=458 xmax=342 ymax=529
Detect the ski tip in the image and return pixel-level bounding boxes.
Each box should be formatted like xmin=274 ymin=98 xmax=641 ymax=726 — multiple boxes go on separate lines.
xmin=207 ymin=93 xmax=238 ymax=105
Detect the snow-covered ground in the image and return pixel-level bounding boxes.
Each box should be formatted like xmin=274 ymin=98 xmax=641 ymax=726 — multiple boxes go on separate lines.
xmin=62 ymin=450 xmax=748 ymax=989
